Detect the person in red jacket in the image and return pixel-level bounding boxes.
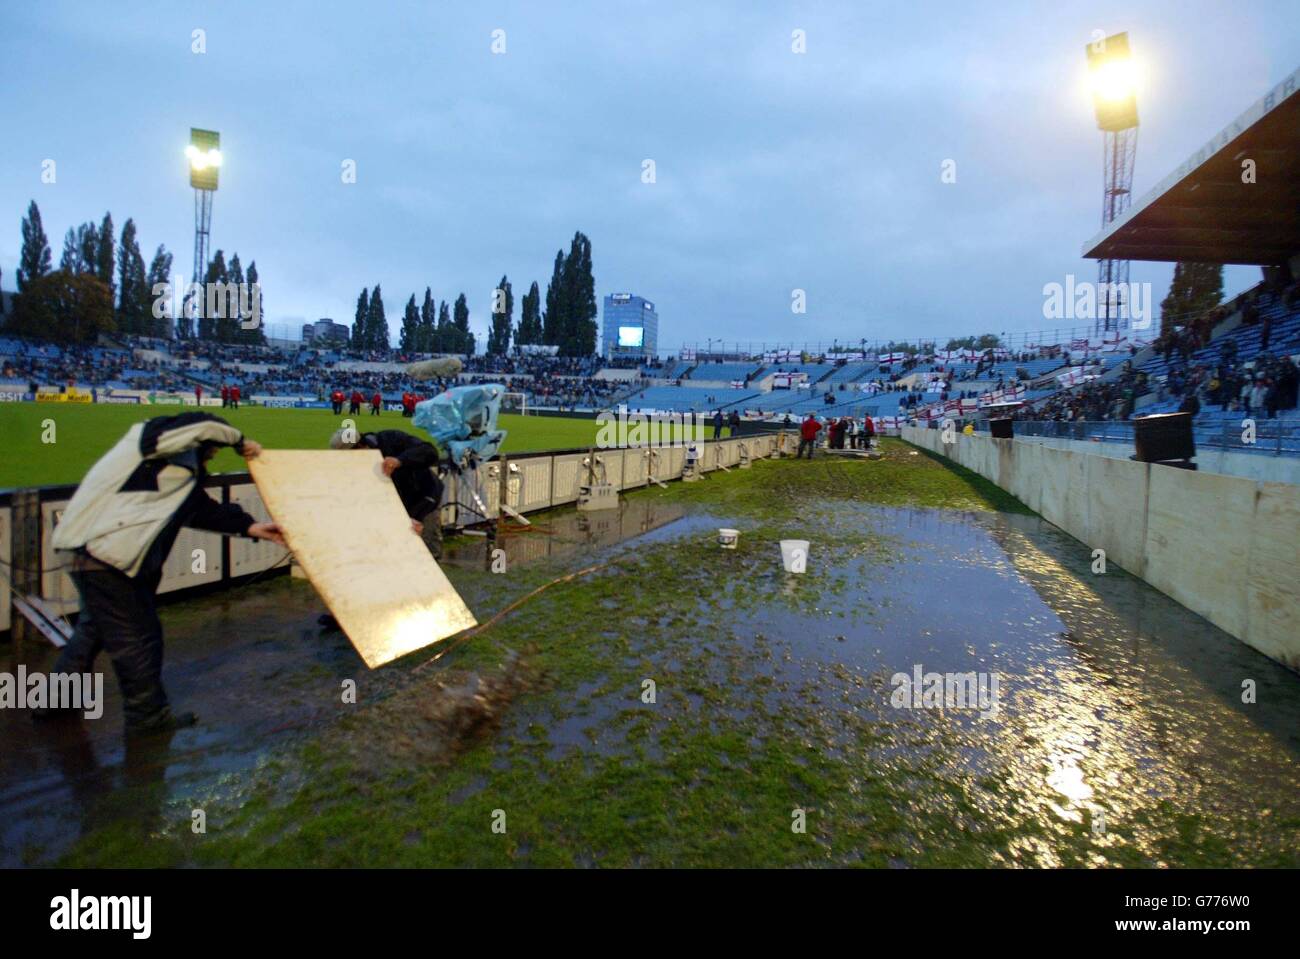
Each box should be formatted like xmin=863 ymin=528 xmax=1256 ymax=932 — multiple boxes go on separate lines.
xmin=861 ymin=415 xmax=875 ymax=449
xmin=797 ymin=413 xmax=822 ymax=459
xmin=220 ymin=384 xmax=230 ymax=408
xmin=194 ymin=385 xmax=203 ymax=405
xmin=349 ymin=390 xmax=363 ymax=415
xmin=330 ymin=389 xmax=344 ymax=415
xmin=371 ymin=391 xmax=382 ymax=416
xmin=230 ymin=385 xmax=241 ymax=410
xmin=402 ymin=392 xmax=416 ymax=418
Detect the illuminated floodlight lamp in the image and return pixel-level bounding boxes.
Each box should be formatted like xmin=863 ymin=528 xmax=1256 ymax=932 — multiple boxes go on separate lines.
xmin=187 ymin=128 xmax=221 ymax=190
xmin=1085 ymin=33 xmax=1138 ymax=131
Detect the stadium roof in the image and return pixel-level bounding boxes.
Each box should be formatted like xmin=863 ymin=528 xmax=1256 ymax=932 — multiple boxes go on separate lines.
xmin=1083 ymin=66 xmax=1300 ymax=266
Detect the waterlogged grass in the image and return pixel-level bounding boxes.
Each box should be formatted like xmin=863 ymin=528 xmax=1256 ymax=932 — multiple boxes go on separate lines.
xmin=54 ymin=441 xmax=1300 ymax=867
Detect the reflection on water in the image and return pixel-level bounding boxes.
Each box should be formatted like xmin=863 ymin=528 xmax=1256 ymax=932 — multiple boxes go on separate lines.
xmin=724 ymin=504 xmax=1300 ymax=863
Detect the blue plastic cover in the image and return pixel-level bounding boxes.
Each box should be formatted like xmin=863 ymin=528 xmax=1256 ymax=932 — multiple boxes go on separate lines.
xmin=412 ymin=383 xmax=508 ymax=464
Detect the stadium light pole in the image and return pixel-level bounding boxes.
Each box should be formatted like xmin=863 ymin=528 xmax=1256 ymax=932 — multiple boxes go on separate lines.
xmin=1086 ymin=34 xmax=1139 ymax=337
xmin=184 ymin=128 xmax=221 ymax=338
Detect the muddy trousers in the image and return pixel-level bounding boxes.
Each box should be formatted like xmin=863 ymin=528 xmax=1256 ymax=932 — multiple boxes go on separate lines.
xmin=53 ymin=569 xmax=169 ymax=727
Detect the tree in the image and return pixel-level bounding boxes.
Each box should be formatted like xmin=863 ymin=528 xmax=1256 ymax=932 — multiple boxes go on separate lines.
xmin=60 ymin=228 xmax=86 ymax=273
xmin=516 ymin=281 xmax=541 ymax=345
xmin=487 ymin=275 xmax=513 ymax=355
xmin=78 ymin=222 xmax=99 ymax=275
xmin=400 ymin=293 xmax=420 ymax=352
xmin=147 ymin=244 xmax=174 ymax=337
xmin=218 ymin=253 xmax=244 ymax=343
xmin=562 ymin=231 xmax=597 ymax=356
xmin=367 ymin=284 xmax=388 ymax=349
xmin=115 ymin=218 xmax=149 ymax=335
xmin=434 ymin=300 xmax=452 ymax=352
xmin=11 ymin=271 xmax=114 ymax=344
xmin=1160 ymin=262 xmax=1223 ymax=338
xmin=17 ymin=200 xmax=52 ymax=292
xmin=353 ymin=288 xmax=370 ymax=348
xmin=453 ymin=293 xmax=472 ymax=354
xmin=418 ymin=288 xmax=436 ymax=352
xmin=242 ymin=260 xmax=265 ymax=344
xmin=199 ymin=249 xmax=227 ymax=340
xmin=95 ymin=211 xmax=115 ymax=302
xmin=542 ymin=250 xmax=563 ymax=346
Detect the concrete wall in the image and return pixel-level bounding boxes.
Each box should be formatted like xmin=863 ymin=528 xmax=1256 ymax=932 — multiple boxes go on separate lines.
xmin=1008 ymin=432 xmax=1300 ymax=485
xmin=903 ymin=426 xmax=1300 ymax=671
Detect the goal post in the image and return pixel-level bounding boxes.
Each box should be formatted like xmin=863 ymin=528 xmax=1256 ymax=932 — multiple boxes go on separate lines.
xmin=502 ymin=392 xmax=529 ymax=415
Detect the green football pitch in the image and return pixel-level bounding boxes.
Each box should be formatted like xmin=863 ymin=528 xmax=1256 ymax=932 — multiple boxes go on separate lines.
xmin=0 ymin=403 xmax=609 ymax=489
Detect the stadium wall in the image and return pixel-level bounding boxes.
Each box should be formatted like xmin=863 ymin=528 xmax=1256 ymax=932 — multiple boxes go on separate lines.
xmin=1009 ymin=434 xmax=1300 ymax=485
xmin=902 ymin=427 xmax=1300 ymax=671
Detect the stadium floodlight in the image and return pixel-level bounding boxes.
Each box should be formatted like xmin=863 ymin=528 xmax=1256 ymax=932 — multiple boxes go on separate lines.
xmin=1085 ymin=34 xmax=1139 ymax=336
xmin=184 ymin=128 xmax=220 ymax=338
xmin=187 ymin=128 xmax=221 ymax=190
xmin=1085 ymin=32 xmax=1138 ymax=132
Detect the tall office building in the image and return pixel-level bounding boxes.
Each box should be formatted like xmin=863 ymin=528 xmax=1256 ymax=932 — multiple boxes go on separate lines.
xmin=601 ymin=293 xmax=658 ymax=359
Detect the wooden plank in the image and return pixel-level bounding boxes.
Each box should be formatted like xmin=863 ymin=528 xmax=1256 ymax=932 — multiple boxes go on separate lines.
xmin=248 ymin=450 xmax=477 ymax=668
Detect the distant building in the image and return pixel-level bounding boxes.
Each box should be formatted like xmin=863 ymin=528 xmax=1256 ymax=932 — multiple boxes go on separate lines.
xmin=601 ymin=293 xmax=657 ymax=359
xmin=302 ymin=318 xmax=349 ymax=346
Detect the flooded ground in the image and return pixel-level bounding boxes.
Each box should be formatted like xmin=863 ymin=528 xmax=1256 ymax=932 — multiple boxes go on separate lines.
xmin=2 ymin=443 xmax=1297 ymax=866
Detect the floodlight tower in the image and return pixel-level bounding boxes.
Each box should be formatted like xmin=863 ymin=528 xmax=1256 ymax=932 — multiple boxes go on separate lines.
xmin=185 ymin=128 xmax=221 ymax=337
xmin=1086 ymin=33 xmax=1138 ymax=335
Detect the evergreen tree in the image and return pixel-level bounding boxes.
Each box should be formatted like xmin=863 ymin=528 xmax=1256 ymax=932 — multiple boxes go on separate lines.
xmin=1160 ymin=262 xmax=1223 ymax=337
xmin=488 ymin=275 xmax=513 ymax=355
xmin=95 ymin=211 xmax=116 ymax=302
xmin=367 ymin=284 xmax=388 ymax=349
xmin=563 ymin=231 xmax=597 ymax=356
xmin=453 ymin=293 xmax=472 ymax=354
xmin=353 ymin=288 xmax=369 ymax=348
xmin=400 ymin=293 xmax=420 ymax=352
xmin=242 ymin=260 xmax=265 ymax=344
xmin=516 ymin=281 xmax=541 ymax=346
xmin=147 ymin=244 xmax=174 ymax=337
xmin=436 ymin=300 xmax=452 ymax=352
xmin=418 ymin=287 xmax=436 ymax=352
xmin=60 ymin=228 xmax=85 ymax=273
xmin=542 ymin=249 xmax=563 ymax=346
xmin=17 ymin=200 xmax=52 ymax=292
xmin=116 ymin=218 xmax=149 ymax=335
xmin=199 ymin=249 xmax=227 ymax=340
xmin=218 ymin=253 xmax=244 ymax=343
xmin=78 ymin=222 xmax=99 ymax=275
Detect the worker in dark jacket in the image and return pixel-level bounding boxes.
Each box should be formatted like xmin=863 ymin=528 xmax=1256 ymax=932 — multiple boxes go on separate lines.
xmin=330 ymin=428 xmax=444 ymax=556
xmin=43 ymin=413 xmax=284 ymax=733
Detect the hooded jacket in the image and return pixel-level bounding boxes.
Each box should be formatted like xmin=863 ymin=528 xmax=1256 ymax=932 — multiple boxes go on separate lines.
xmin=52 ymin=413 xmax=257 ymax=580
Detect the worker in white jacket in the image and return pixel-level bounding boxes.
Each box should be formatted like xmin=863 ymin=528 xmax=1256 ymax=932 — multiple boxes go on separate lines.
xmin=42 ymin=413 xmax=284 ymax=733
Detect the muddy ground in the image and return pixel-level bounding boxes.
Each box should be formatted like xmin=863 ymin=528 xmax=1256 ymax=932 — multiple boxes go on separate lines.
xmin=3 ymin=440 xmax=1298 ymax=867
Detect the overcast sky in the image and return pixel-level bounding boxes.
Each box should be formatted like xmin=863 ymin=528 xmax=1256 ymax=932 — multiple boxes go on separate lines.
xmin=1 ymin=1 xmax=1297 ymax=352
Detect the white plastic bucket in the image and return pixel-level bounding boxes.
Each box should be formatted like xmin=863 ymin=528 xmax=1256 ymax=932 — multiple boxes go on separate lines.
xmin=779 ymin=539 xmax=809 ymax=573
xmin=718 ymin=528 xmax=739 ymax=549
